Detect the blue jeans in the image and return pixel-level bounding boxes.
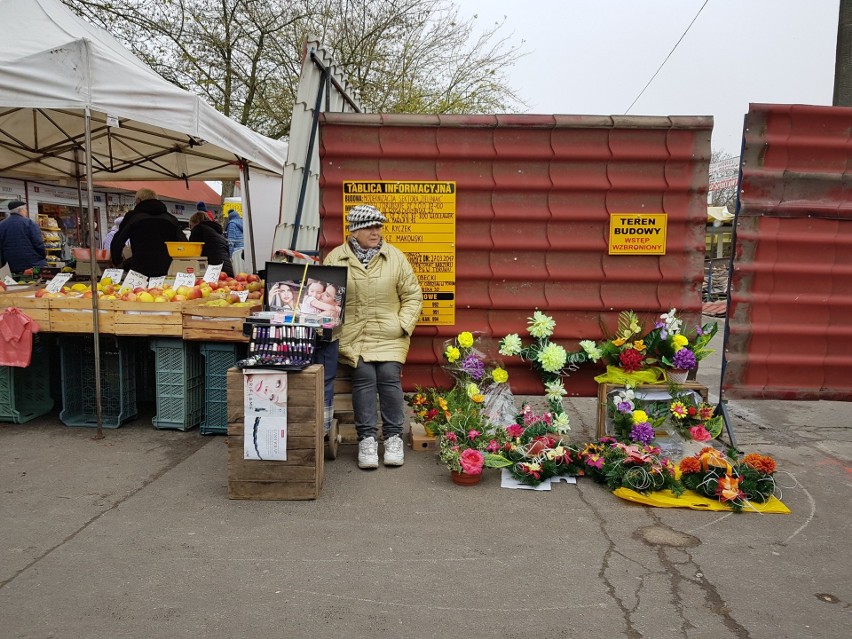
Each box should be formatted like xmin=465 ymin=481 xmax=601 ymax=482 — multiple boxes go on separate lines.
xmin=312 ymin=339 xmax=339 ymax=434
xmin=351 ymin=358 xmax=404 ymax=441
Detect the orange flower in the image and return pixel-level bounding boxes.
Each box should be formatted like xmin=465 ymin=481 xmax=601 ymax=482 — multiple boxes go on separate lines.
xmin=716 ymin=474 xmax=743 ymax=503
xmin=743 ymin=453 xmax=777 ymax=474
xmin=679 ymin=457 xmax=702 ymax=474
xmin=699 ymin=448 xmax=732 ymax=474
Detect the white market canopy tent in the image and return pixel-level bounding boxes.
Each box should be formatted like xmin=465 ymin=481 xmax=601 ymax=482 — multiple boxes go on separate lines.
xmin=0 ymin=0 xmax=287 ymax=181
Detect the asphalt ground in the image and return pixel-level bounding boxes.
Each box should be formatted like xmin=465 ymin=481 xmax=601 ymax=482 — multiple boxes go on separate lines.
xmin=1 ymin=324 xmax=850 ymax=639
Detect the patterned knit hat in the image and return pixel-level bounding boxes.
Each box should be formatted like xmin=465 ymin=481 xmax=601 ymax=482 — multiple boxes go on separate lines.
xmin=347 ymin=205 xmax=386 ymax=232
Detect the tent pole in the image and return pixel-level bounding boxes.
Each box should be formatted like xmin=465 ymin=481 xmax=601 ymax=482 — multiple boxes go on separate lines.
xmin=241 ymin=161 xmax=257 ymax=274
xmin=84 ymin=107 xmax=104 ymax=439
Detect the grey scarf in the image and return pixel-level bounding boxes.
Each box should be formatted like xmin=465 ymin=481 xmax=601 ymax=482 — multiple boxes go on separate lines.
xmin=350 ymin=237 xmax=382 ymax=266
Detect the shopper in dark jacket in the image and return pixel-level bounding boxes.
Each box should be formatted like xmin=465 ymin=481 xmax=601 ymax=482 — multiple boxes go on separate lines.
xmin=110 ymin=189 xmax=184 ymax=277
xmin=188 ymin=212 xmax=234 ymax=276
xmin=0 ymin=200 xmax=47 ymax=273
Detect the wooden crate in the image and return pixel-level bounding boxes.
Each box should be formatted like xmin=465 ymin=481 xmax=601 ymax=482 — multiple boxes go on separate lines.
xmin=48 ymin=296 xmax=115 ymax=333
xmin=181 ymin=300 xmax=260 ymax=342
xmin=108 ymin=299 xmax=184 ymax=336
xmin=596 ymin=382 xmax=710 ymax=439
xmin=409 ymin=422 xmax=437 ymax=452
xmin=227 ymin=365 xmax=324 ymax=500
xmin=0 ymin=290 xmax=50 ymax=327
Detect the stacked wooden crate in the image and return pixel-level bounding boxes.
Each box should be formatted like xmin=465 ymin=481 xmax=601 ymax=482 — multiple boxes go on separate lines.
xmin=226 ymin=365 xmax=324 ymax=500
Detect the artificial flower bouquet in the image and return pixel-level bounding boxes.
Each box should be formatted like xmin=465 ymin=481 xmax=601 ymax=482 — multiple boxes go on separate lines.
xmin=498 ymin=311 xmax=600 ymax=422
xmin=438 ymin=408 xmax=509 ymax=476
xmin=667 ymin=393 xmax=724 ymax=442
xmin=488 ymin=404 xmax=583 ymax=486
xmin=678 ymin=448 xmax=779 ymax=512
xmin=407 ymin=385 xmax=475 ymax=437
xmin=643 ymin=308 xmax=718 ymax=374
xmin=579 ymin=437 xmax=682 ymax=495
xmin=596 ymin=310 xmax=654 ymax=374
xmin=444 ymin=331 xmax=515 ymax=426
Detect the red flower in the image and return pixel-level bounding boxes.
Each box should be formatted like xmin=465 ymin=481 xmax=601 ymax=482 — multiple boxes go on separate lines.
xmin=619 ymin=348 xmax=644 ymax=372
xmin=687 ymin=407 xmax=697 ymax=416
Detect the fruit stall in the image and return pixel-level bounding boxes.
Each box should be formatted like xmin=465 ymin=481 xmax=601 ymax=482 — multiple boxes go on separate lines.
xmin=0 ymin=269 xmax=266 ymax=434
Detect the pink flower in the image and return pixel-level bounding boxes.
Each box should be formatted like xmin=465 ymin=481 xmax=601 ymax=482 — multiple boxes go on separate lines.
xmin=506 ymin=424 xmax=525 ymax=438
xmin=486 ymin=440 xmax=500 ymax=453
xmin=445 ymin=432 xmax=457 ymax=443
xmin=467 ymin=429 xmax=481 ymax=440
xmin=689 ymin=426 xmax=712 ymax=442
xmin=459 ymin=448 xmax=485 ymax=475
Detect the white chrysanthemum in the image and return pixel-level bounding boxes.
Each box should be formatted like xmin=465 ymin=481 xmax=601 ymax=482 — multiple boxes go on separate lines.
xmin=528 ymin=311 xmax=556 ymax=339
xmin=544 ymin=380 xmax=567 ymax=402
xmin=552 ymin=412 xmax=571 ymax=432
xmin=499 ymin=333 xmax=523 ymax=356
xmin=579 ymin=339 xmax=602 ymax=362
xmin=536 ymin=342 xmax=567 ymax=373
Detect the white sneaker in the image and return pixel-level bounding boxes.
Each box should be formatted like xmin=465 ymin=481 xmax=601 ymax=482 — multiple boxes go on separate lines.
xmin=357 ymin=437 xmax=379 ymax=469
xmin=383 ymin=435 xmax=405 ymax=466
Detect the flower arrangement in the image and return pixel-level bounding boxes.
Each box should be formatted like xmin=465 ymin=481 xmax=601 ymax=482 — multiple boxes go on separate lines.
xmin=606 ymin=386 xmax=665 ymax=444
xmin=488 ymin=404 xmax=583 ymax=486
xmin=667 ymin=393 xmax=724 ymax=441
xmin=443 ymin=331 xmax=515 ymax=426
xmin=438 ymin=408 xmax=509 ymax=476
xmin=644 ymin=308 xmax=718 ymax=373
xmin=406 ymin=385 xmax=475 ymax=437
xmin=498 ymin=311 xmax=600 ymax=424
xmin=596 ymin=311 xmax=652 ymax=373
xmin=579 ymin=438 xmax=682 ymax=495
xmin=678 ymin=448 xmax=779 ymax=512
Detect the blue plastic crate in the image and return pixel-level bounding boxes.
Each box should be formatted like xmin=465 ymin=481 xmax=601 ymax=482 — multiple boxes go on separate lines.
xmin=0 ymin=334 xmax=54 ymax=424
xmin=199 ymin=342 xmax=244 ymax=435
xmin=151 ymin=339 xmax=204 ymax=431
xmin=59 ymin=335 xmax=137 ymax=428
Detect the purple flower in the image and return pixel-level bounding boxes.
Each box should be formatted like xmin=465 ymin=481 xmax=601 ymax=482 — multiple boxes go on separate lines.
xmin=460 ymin=354 xmax=485 ymax=380
xmin=696 ymin=325 xmax=704 ymax=336
xmin=617 ymin=401 xmax=633 ymax=413
xmin=630 ymin=422 xmax=655 ymax=444
xmin=672 ymin=348 xmax=697 ymax=370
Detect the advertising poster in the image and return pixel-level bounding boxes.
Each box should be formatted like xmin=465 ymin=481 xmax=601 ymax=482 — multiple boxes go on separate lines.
xmin=243 ymin=369 xmax=288 ymax=461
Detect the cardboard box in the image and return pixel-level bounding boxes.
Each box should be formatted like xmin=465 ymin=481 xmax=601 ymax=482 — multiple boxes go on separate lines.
xmin=227 ymin=365 xmax=324 ymax=500
xmin=409 ymin=422 xmax=437 ymax=452
xmin=596 ymin=382 xmax=709 ymax=439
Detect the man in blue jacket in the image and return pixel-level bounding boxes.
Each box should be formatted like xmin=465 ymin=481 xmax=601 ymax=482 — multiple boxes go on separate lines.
xmin=0 ymin=200 xmax=47 ymax=273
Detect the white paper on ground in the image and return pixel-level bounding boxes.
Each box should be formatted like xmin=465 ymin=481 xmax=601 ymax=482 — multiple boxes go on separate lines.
xmin=500 ymin=469 xmax=578 ymax=490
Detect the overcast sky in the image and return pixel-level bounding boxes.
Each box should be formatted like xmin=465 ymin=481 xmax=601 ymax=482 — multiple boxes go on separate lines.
xmin=459 ymin=0 xmax=840 ymax=156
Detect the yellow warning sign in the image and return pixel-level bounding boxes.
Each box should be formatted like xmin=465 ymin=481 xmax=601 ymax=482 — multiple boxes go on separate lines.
xmin=343 ymin=181 xmax=456 ymax=325
xmin=609 ymin=213 xmax=668 ymax=255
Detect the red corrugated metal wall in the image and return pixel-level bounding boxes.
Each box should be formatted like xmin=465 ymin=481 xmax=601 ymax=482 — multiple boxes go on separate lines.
xmin=319 ymin=113 xmax=712 ymax=395
xmin=724 ymin=103 xmax=852 ymax=401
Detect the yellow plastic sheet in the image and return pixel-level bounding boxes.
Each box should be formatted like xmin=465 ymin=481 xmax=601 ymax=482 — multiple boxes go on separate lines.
xmin=613 ymin=487 xmax=791 ymax=514
xmin=594 ymin=365 xmax=666 ymax=385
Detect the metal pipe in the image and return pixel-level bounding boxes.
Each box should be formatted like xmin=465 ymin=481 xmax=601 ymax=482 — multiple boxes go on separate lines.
xmin=241 ymin=160 xmax=257 ymax=274
xmin=289 ymin=72 xmax=326 ymax=251
xmin=84 ymin=106 xmax=104 ymax=439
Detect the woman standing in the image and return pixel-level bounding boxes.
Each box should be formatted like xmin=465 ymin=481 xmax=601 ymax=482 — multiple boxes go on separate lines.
xmin=188 ymin=212 xmax=233 ymax=276
xmin=324 ymin=205 xmax=422 ymax=469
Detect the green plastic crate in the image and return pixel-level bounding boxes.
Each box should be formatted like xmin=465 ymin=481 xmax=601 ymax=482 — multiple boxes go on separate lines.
xmin=199 ymin=342 xmax=244 ymax=435
xmin=151 ymin=339 xmax=203 ymax=430
xmin=59 ymin=335 xmax=137 ymax=428
xmin=0 ymin=334 xmax=54 ymax=424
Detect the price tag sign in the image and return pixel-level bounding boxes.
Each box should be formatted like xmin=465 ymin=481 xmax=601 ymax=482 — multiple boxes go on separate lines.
xmin=235 ymin=290 xmax=249 ymax=302
xmin=148 ymin=276 xmax=166 ymax=289
xmin=203 ymin=264 xmax=222 ymax=283
xmin=101 ymin=268 xmax=124 ymax=283
xmin=45 ymin=272 xmax=72 ymax=293
xmin=174 ymin=272 xmax=196 ymax=289
xmin=122 ymin=270 xmax=149 ymax=290
xmin=3 ymin=276 xmax=18 ymax=286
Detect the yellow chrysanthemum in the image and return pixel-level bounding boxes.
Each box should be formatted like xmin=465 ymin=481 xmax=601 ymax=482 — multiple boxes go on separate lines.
xmin=632 ymin=409 xmax=649 ymax=424
xmin=672 ymin=334 xmax=689 ymax=352
xmin=492 ymin=367 xmax=509 ymax=383
xmin=445 ymin=346 xmax=460 ymax=362
xmin=458 ymin=331 xmax=474 ymax=348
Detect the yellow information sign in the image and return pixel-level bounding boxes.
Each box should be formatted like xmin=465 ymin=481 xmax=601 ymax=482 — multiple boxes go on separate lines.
xmin=343 ymin=181 xmax=456 ymax=325
xmin=609 ymin=213 xmax=668 ymax=255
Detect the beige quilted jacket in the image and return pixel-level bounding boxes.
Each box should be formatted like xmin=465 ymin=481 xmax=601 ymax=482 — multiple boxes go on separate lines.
xmin=324 ymin=240 xmax=422 ymax=367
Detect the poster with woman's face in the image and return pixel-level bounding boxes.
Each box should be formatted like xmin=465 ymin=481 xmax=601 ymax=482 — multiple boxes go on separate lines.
xmin=264 ymin=263 xmax=348 ymax=326
xmin=243 ymin=370 xmax=287 ymax=461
